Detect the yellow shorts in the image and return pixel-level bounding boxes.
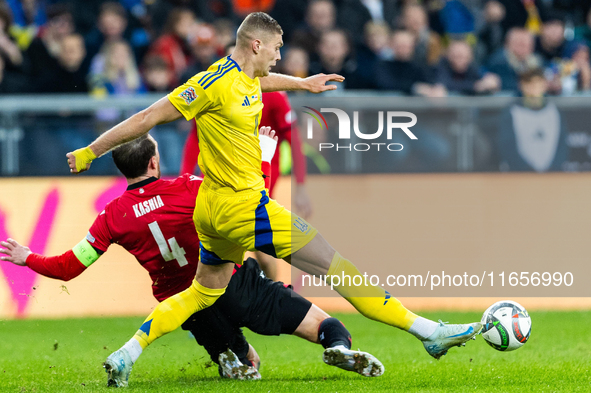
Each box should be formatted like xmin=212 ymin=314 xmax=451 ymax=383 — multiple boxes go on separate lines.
xmin=194 ymin=180 xmax=317 ymax=265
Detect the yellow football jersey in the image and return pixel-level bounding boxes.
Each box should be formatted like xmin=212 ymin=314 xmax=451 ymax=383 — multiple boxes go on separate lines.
xmin=168 ymin=56 xmax=264 ymax=191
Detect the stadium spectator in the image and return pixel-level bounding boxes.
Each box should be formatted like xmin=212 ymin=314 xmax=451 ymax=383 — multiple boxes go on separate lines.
xmin=498 ymin=67 xmax=568 ymax=172
xmin=535 ymin=16 xmax=578 ymax=65
xmin=497 ymin=0 xmax=547 ymax=35
xmin=335 ymin=0 xmax=371 ymax=45
xmin=25 ymin=4 xmax=75 ymax=90
xmin=282 ymin=46 xmax=309 ymax=78
xmin=486 ymin=28 xmax=543 ymax=92
xmin=179 ymin=23 xmax=219 ymax=84
xmin=147 ymin=8 xmax=196 ymax=85
xmin=213 ymin=19 xmax=237 ymax=57
xmin=85 ymin=2 xmax=128 ymax=63
xmin=374 ymin=29 xmax=444 ymax=96
xmin=436 ymin=40 xmax=501 ymax=95
xmin=0 ymin=52 xmax=28 ymax=93
xmin=291 ymin=0 xmax=336 ymax=57
xmin=477 ymin=0 xmax=506 ymax=61
xmin=89 ymin=40 xmax=143 ymax=97
xmin=309 ymin=29 xmax=370 ymax=89
xmin=400 ymin=4 xmax=442 ymax=70
xmin=142 ymin=55 xmax=174 ymax=92
xmin=37 ymin=33 xmax=89 ymax=93
xmin=571 ymin=44 xmax=591 ymax=92
xmin=0 ymin=5 xmax=23 ymax=69
xmin=364 ymin=21 xmax=393 ymax=61
xmin=574 ymin=7 xmax=591 ymax=50
xmin=5 ymin=0 xmax=46 ymax=50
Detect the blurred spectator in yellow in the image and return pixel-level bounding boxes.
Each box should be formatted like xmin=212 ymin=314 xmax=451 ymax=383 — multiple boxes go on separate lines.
xmin=0 ymin=5 xmax=23 ymax=69
xmin=5 ymin=0 xmax=46 ymax=49
xmin=147 ymin=8 xmax=196 ymax=85
xmin=436 ymin=40 xmax=500 ymax=95
xmin=90 ymin=40 xmax=143 ymax=96
xmin=486 ymin=28 xmax=543 ymax=92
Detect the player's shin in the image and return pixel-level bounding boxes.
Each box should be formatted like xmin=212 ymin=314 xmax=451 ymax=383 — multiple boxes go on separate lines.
xmin=133 ymin=279 xmax=226 ymax=348
xmin=327 ymin=252 xmax=430 ymax=333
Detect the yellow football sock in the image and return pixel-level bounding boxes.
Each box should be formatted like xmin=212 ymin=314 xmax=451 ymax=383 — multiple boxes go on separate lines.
xmin=133 ymin=279 xmax=226 ymax=349
xmin=327 ymin=252 xmax=417 ymax=330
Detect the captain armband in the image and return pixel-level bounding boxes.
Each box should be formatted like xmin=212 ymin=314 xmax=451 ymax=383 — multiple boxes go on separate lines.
xmin=72 ymin=238 xmax=100 ymax=267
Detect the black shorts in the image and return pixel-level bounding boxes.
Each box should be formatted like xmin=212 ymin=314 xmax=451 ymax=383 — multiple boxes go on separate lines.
xmin=181 ymin=257 xmax=312 ymax=362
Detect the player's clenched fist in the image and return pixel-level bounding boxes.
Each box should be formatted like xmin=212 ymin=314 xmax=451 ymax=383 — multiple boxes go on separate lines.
xmin=67 ymin=146 xmax=97 ymax=174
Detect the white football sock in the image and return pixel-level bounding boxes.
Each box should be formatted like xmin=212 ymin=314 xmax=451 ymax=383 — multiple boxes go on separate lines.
xmin=122 ymin=338 xmax=143 ymax=363
xmin=408 ymin=317 xmax=439 ymax=340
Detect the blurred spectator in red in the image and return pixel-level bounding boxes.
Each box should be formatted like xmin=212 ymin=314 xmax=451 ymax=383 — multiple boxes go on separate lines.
xmin=6 ymin=0 xmax=46 ymax=49
xmin=85 ymin=2 xmax=128 ymax=62
xmin=142 ymin=55 xmax=175 ymax=92
xmin=374 ymin=29 xmax=444 ymax=96
xmin=231 ymin=0 xmax=275 ymax=18
xmin=26 ymin=4 xmax=75 ymax=89
xmin=400 ymin=4 xmax=442 ymax=70
xmin=0 ymin=5 xmax=23 ymax=69
xmin=478 ymin=0 xmax=506 ymax=60
xmin=309 ymin=29 xmax=371 ymax=89
xmin=436 ymin=40 xmax=500 ymax=95
xmin=37 ymin=33 xmax=89 ymax=93
xmin=282 ymin=46 xmax=309 ymax=78
xmin=180 ymin=23 xmax=219 ymax=83
xmin=291 ymin=0 xmax=336 ymax=57
xmin=486 ymin=28 xmax=543 ymax=91
xmin=147 ymin=8 xmax=196 ymax=85
xmin=90 ymin=40 xmax=143 ymax=96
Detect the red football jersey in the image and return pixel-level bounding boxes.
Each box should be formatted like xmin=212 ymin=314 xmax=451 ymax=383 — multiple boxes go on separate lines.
xmin=87 ymin=174 xmax=201 ymax=301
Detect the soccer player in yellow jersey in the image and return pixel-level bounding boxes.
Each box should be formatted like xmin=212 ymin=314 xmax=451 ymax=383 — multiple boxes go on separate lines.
xmin=67 ymin=12 xmax=481 ymax=386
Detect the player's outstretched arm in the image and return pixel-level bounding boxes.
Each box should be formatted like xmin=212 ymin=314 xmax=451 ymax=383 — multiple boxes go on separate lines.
xmin=0 ymin=237 xmax=96 ymax=281
xmin=260 ymin=73 xmax=345 ymax=93
xmin=67 ymin=97 xmax=183 ymax=174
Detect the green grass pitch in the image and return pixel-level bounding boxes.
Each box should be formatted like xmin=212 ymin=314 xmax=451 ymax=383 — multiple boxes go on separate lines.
xmin=0 ymin=311 xmax=589 ymax=392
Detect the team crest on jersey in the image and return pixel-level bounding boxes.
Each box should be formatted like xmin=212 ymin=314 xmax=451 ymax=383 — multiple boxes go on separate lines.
xmin=179 ymin=87 xmax=198 ymax=105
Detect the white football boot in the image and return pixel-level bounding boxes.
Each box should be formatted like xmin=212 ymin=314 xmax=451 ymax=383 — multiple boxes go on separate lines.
xmin=103 ymin=348 xmax=134 ymax=387
xmin=422 ymin=321 xmax=482 ymax=360
xmin=323 ymin=345 xmax=385 ymax=377
xmin=218 ymin=349 xmax=261 ymax=380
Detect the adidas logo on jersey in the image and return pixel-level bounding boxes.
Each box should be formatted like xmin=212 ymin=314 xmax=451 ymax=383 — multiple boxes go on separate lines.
xmin=241 ymin=95 xmax=258 ymax=107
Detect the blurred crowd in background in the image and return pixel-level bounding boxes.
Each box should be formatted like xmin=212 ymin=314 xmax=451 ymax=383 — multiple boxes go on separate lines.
xmin=2 ymin=0 xmax=591 ymax=96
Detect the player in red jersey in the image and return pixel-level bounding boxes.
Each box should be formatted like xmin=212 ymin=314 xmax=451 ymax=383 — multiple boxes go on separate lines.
xmin=180 ymin=90 xmax=312 ymax=279
xmin=1 ymin=131 xmax=384 ymax=386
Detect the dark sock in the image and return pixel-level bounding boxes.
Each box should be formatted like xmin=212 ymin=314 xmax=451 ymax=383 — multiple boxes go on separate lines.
xmin=318 ymin=317 xmax=352 ymax=349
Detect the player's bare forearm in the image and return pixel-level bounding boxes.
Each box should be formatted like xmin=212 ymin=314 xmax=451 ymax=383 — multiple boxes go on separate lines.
xmin=90 ymin=97 xmax=182 ymax=157
xmin=67 ymin=97 xmax=183 ymax=173
xmin=260 ymin=73 xmax=345 ymax=93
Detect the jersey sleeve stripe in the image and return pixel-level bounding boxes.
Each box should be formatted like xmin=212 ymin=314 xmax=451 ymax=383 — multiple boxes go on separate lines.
xmin=203 ymin=65 xmax=237 ymax=89
xmin=198 ymin=59 xmax=228 ymax=84
xmin=199 ymin=59 xmax=232 ymax=86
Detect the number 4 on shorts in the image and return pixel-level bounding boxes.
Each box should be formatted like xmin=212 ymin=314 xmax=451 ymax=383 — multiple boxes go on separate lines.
xmin=148 ymin=221 xmax=188 ymax=267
